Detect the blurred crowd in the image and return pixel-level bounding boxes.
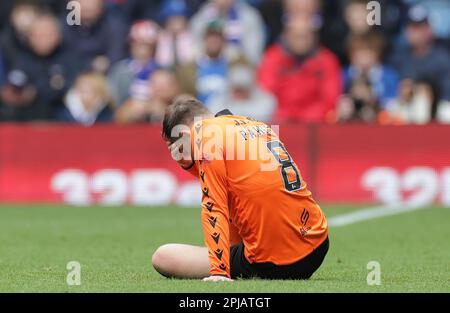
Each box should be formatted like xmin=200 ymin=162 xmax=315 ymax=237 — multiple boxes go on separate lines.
xmin=0 ymin=0 xmax=450 ymax=125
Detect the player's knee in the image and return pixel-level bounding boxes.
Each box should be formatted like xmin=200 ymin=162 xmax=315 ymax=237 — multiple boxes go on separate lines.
xmin=152 ymin=244 xmax=177 ymax=277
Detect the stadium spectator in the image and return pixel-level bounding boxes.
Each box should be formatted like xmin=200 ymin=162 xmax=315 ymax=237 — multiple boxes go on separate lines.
xmin=381 ymin=79 xmax=433 ymax=124
xmin=208 ymin=63 xmax=276 ymax=122
xmin=176 ymin=21 xmax=245 ymax=107
xmin=321 ymin=0 xmax=385 ymax=65
xmin=115 ymin=69 xmax=180 ymax=124
xmin=436 ymin=99 xmax=450 ymax=124
xmin=57 ymin=71 xmax=114 ymax=125
xmin=0 ymin=0 xmax=41 ymax=67
xmin=337 ymin=32 xmax=399 ymax=122
xmin=0 ymin=0 xmax=448 ymax=126
xmin=269 ymin=0 xmax=323 ymax=44
xmin=155 ymin=0 xmax=195 ymax=68
xmin=190 ymin=0 xmax=265 ymax=64
xmin=62 ymin=0 xmax=128 ymax=73
xmin=0 ymin=69 xmax=37 ymax=122
xmin=258 ymin=18 xmax=341 ymax=124
xmin=388 ymin=5 xmax=450 ymax=121
xmin=0 ymin=0 xmax=68 ymax=34
xmin=405 ymin=0 xmax=450 ymax=46
xmin=11 ymin=13 xmax=79 ymax=121
xmin=108 ymin=20 xmax=160 ymax=107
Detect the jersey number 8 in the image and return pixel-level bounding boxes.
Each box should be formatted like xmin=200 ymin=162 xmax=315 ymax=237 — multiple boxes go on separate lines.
xmin=266 ymin=141 xmax=302 ymax=192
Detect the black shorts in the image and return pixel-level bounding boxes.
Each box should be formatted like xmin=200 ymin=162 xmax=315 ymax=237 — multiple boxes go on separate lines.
xmin=229 ymin=237 xmax=329 ymax=280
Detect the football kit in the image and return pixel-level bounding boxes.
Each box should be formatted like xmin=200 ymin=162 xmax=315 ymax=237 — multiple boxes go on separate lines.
xmin=184 ymin=109 xmax=329 ymax=279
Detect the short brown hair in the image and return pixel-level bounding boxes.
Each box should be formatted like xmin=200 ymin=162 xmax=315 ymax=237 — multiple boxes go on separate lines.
xmin=346 ymin=31 xmax=386 ymax=57
xmin=162 ymin=95 xmax=210 ymax=144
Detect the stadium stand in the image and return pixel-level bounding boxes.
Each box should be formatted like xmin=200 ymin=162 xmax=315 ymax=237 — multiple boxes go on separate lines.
xmin=0 ymin=0 xmax=449 ymax=124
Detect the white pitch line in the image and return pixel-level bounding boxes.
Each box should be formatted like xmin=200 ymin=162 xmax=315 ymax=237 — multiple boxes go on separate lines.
xmin=328 ymin=202 xmax=428 ymax=227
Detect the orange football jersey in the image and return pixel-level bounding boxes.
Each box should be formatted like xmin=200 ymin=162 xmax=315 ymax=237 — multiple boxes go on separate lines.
xmin=187 ymin=111 xmax=328 ymax=278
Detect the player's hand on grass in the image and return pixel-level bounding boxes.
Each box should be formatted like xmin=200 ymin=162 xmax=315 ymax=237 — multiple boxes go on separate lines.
xmin=203 ymin=276 xmax=233 ymax=282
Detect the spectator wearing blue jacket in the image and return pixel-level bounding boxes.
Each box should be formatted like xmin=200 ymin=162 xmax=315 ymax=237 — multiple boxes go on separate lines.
xmin=108 ymin=20 xmax=161 ymax=107
xmin=345 ymin=32 xmax=399 ymax=107
xmin=337 ymin=32 xmax=399 ymax=122
xmin=176 ymin=21 xmax=241 ymax=107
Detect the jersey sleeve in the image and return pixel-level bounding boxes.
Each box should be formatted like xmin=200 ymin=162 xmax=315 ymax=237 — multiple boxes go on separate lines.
xmin=199 ymin=156 xmax=231 ymax=278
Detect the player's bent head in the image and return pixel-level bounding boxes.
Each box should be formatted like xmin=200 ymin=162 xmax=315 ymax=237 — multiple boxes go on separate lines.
xmin=162 ymin=95 xmax=211 ymax=144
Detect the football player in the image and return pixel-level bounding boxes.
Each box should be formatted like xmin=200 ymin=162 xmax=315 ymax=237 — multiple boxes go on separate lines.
xmin=152 ymin=95 xmax=329 ymax=281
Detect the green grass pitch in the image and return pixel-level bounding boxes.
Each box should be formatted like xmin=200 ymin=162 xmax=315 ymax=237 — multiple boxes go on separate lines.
xmin=0 ymin=204 xmax=449 ymax=292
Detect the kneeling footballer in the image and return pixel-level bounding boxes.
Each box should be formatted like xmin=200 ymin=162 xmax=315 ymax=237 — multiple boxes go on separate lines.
xmin=152 ymin=95 xmax=329 ymax=281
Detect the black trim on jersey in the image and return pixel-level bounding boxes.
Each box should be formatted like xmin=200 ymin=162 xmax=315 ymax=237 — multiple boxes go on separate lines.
xmin=182 ymin=108 xmax=232 ymax=171
xmin=181 ymin=160 xmax=195 ymax=170
xmin=215 ymin=109 xmax=233 ymax=117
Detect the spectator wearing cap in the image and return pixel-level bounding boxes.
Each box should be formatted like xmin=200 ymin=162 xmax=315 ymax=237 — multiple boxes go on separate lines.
xmin=57 ymin=71 xmax=114 ymax=125
xmin=407 ymin=0 xmax=450 ymax=46
xmin=176 ymin=21 xmax=247 ymax=107
xmin=208 ymin=63 xmax=276 ymax=122
xmin=108 ymin=20 xmax=160 ymax=107
xmin=11 ymin=13 xmax=80 ymax=121
xmin=62 ymin=0 xmax=128 ymax=73
xmin=388 ymin=5 xmax=450 ymax=122
xmin=155 ymin=0 xmax=195 ymax=68
xmin=190 ymin=0 xmax=265 ymax=65
xmin=0 ymin=69 xmax=37 ymax=121
xmin=258 ymin=18 xmax=342 ymax=124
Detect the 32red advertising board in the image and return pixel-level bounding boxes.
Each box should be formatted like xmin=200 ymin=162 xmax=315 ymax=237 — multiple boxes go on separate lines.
xmin=0 ymin=124 xmax=449 ymax=206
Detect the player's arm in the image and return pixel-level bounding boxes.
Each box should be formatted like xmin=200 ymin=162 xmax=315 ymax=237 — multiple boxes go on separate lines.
xmin=200 ymin=156 xmax=231 ymax=279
